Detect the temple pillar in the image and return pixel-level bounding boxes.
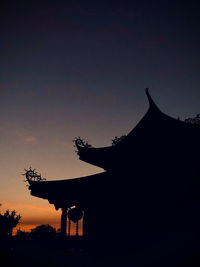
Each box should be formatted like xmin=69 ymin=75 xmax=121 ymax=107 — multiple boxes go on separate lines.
xmin=76 ymin=221 xmax=79 ymax=236
xmin=61 ymin=207 xmax=67 ymax=236
xmin=68 ymin=219 xmax=71 ymax=236
xmin=82 ymin=210 xmax=88 ymax=239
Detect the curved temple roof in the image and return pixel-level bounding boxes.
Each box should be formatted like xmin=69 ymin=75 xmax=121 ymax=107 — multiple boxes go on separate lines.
xmin=27 ymin=89 xmax=200 ymax=209
xmin=26 ymin=89 xmax=200 ymax=263
xmin=75 ymin=88 xmax=157 ymax=169
xmin=28 ymin=171 xmax=108 ymax=210
xmin=75 ymin=89 xmax=200 ymax=170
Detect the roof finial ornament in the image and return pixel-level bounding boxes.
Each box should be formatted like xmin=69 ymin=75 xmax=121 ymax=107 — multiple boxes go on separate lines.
xmin=145 ymin=88 xmax=160 ymax=111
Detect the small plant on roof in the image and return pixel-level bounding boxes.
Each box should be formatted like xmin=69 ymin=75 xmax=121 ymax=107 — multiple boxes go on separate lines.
xmin=112 ymin=135 xmax=126 ymax=146
xmin=73 ymin=136 xmax=92 ymax=148
xmin=23 ymin=167 xmax=46 ymax=183
xmin=184 ymin=114 xmax=200 ymax=125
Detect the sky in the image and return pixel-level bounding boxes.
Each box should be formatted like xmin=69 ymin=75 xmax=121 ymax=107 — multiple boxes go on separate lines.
xmin=0 ymin=0 xmax=200 ymax=233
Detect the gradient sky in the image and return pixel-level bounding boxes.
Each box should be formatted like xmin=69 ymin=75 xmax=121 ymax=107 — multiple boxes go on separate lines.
xmin=0 ymin=1 xmax=200 ymax=232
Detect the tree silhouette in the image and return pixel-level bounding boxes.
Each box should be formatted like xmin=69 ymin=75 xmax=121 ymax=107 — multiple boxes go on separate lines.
xmin=0 ymin=209 xmax=21 ymax=237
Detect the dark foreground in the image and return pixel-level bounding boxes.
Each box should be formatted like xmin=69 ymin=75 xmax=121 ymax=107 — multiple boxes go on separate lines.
xmin=1 ymin=237 xmax=200 ymax=267
xmin=0 ymin=237 xmax=89 ymax=267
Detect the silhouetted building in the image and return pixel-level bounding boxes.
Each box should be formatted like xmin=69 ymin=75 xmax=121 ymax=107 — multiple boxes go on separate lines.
xmin=26 ymin=89 xmax=200 ymax=265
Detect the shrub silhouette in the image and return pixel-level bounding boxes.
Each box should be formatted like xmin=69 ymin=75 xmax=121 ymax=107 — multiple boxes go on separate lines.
xmin=30 ymin=224 xmax=56 ymax=240
xmin=15 ymin=229 xmax=30 ymax=241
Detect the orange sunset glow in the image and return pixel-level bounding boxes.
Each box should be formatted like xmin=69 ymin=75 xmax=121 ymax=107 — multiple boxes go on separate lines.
xmin=1 ymin=201 xmax=83 ymax=235
xmin=1 ymin=2 xmax=200 ymax=266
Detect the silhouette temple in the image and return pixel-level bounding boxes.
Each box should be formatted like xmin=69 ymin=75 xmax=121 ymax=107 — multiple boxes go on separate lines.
xmin=26 ymin=89 xmax=200 ymax=263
